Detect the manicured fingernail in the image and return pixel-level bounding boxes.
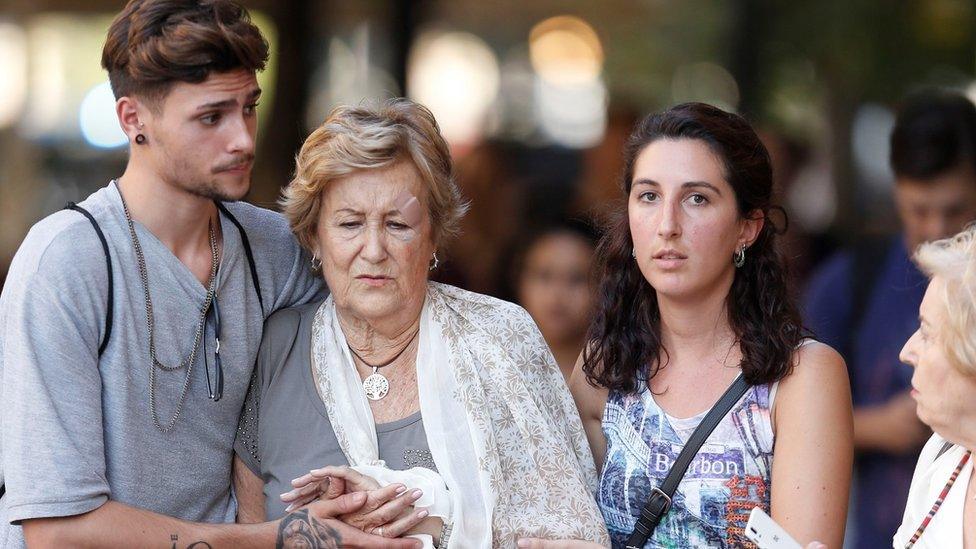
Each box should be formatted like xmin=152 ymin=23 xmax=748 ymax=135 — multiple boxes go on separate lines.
xmin=284 ymin=504 xmax=295 ymax=512
xmin=410 ymin=489 xmax=423 ymax=499
xmin=395 ymin=484 xmax=407 ymax=495
xmin=280 ymin=490 xmax=295 ymax=500
xmin=517 ymin=540 xmax=529 ymax=548
xmin=417 ymin=508 xmax=429 ymax=518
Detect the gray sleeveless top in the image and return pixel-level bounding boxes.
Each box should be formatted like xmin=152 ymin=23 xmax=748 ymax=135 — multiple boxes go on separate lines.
xmin=234 ymin=300 xmax=436 ymax=519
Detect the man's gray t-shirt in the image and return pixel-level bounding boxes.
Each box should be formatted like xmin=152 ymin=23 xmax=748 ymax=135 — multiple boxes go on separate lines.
xmin=0 ymin=183 xmax=324 ymax=547
xmin=234 ymin=301 xmax=436 ymax=520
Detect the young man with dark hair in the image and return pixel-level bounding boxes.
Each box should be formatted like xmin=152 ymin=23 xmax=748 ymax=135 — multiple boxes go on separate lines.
xmin=0 ymin=1 xmax=421 ymax=547
xmin=804 ymin=91 xmax=976 ymax=548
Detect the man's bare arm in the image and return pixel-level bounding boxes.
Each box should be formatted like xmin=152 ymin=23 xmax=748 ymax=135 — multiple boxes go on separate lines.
xmin=853 ymin=390 xmax=929 ymax=453
xmin=23 ymin=493 xmax=421 ymax=549
xmin=23 ymin=500 xmax=275 ymax=549
xmin=234 ymin=455 xmax=267 ymax=524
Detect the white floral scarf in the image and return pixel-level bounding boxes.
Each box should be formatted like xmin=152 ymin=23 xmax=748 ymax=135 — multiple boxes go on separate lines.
xmin=311 ymin=282 xmax=610 ymax=548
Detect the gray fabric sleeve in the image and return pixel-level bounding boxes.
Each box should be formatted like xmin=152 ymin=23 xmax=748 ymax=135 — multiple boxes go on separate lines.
xmin=1 ymin=230 xmax=111 ymax=523
xmin=234 ymin=366 xmax=262 ymax=477
xmin=234 ymin=320 xmax=272 ymax=478
xmin=233 ymin=306 xmax=303 ymax=477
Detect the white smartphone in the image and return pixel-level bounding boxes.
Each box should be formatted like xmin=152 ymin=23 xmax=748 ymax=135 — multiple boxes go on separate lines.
xmin=744 ymin=507 xmax=803 ymax=549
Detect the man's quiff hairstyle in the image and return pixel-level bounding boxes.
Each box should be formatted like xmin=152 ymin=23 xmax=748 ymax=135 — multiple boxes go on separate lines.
xmin=282 ymin=98 xmax=469 ymax=252
xmin=102 ymin=0 xmax=269 ymax=106
xmin=914 ymin=223 xmax=976 ymax=377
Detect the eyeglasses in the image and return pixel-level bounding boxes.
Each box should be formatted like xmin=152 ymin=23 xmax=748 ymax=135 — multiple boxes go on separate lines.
xmin=204 ymin=293 xmax=223 ymax=402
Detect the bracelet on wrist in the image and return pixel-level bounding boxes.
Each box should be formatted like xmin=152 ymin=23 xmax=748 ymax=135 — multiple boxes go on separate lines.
xmin=436 ymin=521 xmax=453 ymax=549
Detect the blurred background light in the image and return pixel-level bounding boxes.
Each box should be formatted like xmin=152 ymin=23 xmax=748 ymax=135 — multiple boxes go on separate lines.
xmin=493 ymin=45 xmax=537 ymax=141
xmin=0 ymin=21 xmax=27 ymax=129
xmin=529 ymin=15 xmax=603 ymax=87
xmin=528 ymin=15 xmax=607 ymax=148
xmin=851 ymin=103 xmax=895 ymax=192
xmin=671 ymin=62 xmax=740 ymax=111
xmin=79 ymin=81 xmax=126 ymax=149
xmin=535 ymin=76 xmax=607 ymax=149
xmin=966 ymin=80 xmax=976 ymax=105
xmin=308 ymin=23 xmax=399 ymax=128
xmin=22 ymin=16 xmax=70 ymax=139
xmin=408 ymin=30 xmax=500 ymax=146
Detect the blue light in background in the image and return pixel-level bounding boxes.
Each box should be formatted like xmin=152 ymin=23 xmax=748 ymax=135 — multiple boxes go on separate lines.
xmin=79 ymin=80 xmax=127 ymax=149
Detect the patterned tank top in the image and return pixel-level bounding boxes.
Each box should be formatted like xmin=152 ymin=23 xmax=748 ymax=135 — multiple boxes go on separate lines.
xmin=599 ymin=375 xmax=777 ymax=548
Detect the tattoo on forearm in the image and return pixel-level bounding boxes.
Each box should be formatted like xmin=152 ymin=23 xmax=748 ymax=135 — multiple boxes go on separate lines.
xmin=169 ymin=534 xmax=213 ymax=549
xmin=276 ymin=509 xmax=342 ymax=549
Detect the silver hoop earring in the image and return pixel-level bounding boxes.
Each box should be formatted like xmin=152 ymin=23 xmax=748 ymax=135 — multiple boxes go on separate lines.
xmin=429 ymin=252 xmax=439 ymax=271
xmin=310 ymin=254 xmax=322 ymax=271
xmin=733 ymin=244 xmax=746 ymax=268
xmin=631 ymin=247 xmax=636 ymax=259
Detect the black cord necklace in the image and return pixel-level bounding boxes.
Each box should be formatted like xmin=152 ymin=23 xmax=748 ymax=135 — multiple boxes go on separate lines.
xmin=349 ymin=329 xmax=420 ymax=401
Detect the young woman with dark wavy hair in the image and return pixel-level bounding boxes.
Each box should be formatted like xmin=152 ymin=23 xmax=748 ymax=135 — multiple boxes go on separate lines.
xmin=520 ymin=103 xmax=853 ymax=549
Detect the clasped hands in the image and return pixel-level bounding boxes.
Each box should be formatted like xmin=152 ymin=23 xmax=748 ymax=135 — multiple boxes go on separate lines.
xmin=281 ymin=465 xmax=435 ymax=542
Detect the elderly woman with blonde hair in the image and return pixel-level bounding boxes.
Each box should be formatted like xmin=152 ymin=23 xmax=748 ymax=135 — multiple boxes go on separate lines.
xmin=894 ymin=224 xmax=976 ymax=547
xmin=231 ymin=98 xmax=608 ymax=548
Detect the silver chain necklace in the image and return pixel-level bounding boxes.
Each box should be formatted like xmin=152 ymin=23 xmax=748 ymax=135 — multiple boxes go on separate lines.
xmin=117 ymin=183 xmax=219 ymax=433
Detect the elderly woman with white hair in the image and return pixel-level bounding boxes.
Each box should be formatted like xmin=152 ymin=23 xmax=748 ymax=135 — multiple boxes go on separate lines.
xmin=231 ymin=98 xmax=609 ymax=548
xmin=894 ymin=224 xmax=976 ymax=548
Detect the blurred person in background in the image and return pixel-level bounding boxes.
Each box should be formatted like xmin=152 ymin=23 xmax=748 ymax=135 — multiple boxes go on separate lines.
xmin=441 ymin=141 xmax=522 ymax=296
xmin=893 ymin=224 xmax=976 ymax=547
xmin=522 ymin=102 xmax=852 ymax=548
xmin=804 ymin=91 xmax=976 ymax=549
xmin=758 ymin=128 xmax=836 ymax=285
xmin=234 ymin=98 xmax=610 ymax=548
xmin=514 ymin=220 xmax=600 ymax=379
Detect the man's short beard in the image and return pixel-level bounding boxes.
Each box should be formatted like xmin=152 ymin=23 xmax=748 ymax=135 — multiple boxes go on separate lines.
xmin=185 ymin=177 xmax=248 ymax=202
xmin=156 ymin=139 xmax=251 ymax=203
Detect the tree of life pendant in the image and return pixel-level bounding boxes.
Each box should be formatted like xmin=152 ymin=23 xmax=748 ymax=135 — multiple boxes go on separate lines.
xmin=363 ymin=367 xmax=389 ymax=401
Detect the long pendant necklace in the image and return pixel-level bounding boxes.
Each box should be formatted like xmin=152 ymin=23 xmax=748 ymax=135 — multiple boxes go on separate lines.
xmin=348 ymin=329 xmax=420 ymax=401
xmin=118 ymin=183 xmax=219 ymax=433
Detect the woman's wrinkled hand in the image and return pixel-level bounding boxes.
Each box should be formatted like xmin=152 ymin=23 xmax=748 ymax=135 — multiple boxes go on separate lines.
xmin=282 ymin=465 xmax=379 ymax=511
xmin=281 ymin=465 xmax=430 ymax=539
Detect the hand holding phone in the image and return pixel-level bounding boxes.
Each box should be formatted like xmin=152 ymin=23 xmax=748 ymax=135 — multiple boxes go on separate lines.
xmin=744 ymin=507 xmax=802 ymax=549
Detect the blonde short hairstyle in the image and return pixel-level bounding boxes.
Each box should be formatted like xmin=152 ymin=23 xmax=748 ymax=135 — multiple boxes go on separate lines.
xmin=281 ymin=98 xmax=468 ymax=252
xmin=914 ymin=223 xmax=976 ymax=376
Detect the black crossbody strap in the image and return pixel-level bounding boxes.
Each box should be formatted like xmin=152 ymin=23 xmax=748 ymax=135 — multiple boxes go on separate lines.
xmin=625 ymin=375 xmax=752 ymax=549
xmin=215 ymin=202 xmax=265 ymax=316
xmin=64 ymin=202 xmax=114 ymax=357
